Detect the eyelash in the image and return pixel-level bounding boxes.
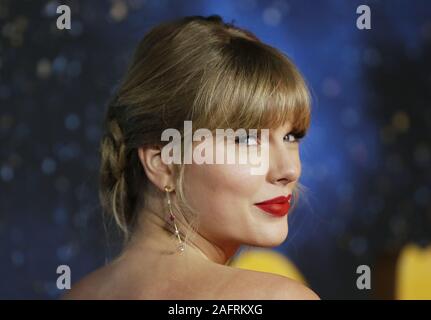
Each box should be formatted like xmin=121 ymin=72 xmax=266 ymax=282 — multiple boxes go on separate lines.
xmin=283 ymin=132 xmax=305 ymax=143
xmin=234 ymin=132 xmax=305 ymax=145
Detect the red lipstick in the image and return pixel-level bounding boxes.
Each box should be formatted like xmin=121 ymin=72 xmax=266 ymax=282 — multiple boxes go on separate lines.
xmin=254 ymin=194 xmax=292 ymax=217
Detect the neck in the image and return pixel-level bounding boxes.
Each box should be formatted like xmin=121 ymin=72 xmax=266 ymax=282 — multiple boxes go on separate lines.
xmin=124 ymin=208 xmax=240 ymax=266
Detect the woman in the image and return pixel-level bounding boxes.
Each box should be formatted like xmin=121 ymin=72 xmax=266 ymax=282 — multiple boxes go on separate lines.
xmin=64 ymin=15 xmax=319 ymax=300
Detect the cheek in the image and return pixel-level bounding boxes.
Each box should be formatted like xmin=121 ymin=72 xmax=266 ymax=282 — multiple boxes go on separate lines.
xmin=184 ymin=140 xmax=264 ymax=203
xmin=183 ymin=162 xmax=262 ymax=222
xmin=186 ymin=162 xmax=261 ymax=202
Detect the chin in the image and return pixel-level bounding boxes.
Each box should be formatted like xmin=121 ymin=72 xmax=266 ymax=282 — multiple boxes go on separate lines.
xmin=254 ymin=224 xmax=289 ymax=247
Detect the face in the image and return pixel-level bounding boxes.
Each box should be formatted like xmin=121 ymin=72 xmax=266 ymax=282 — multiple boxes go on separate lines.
xmin=183 ymin=121 xmax=302 ymax=250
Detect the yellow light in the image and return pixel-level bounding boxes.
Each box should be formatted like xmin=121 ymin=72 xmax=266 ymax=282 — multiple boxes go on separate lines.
xmin=229 ymin=248 xmax=308 ymax=285
xmin=396 ymin=244 xmax=431 ymax=300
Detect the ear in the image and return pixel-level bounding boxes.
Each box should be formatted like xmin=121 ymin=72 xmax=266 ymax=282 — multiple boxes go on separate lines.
xmin=137 ymin=145 xmax=175 ymax=192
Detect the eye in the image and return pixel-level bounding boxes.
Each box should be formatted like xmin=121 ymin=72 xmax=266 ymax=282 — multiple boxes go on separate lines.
xmin=234 ymin=134 xmax=259 ymax=146
xmin=284 ymin=132 xmax=305 ymax=143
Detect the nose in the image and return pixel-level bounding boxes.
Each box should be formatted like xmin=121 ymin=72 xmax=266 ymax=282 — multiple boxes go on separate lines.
xmin=267 ymin=141 xmax=301 ymax=186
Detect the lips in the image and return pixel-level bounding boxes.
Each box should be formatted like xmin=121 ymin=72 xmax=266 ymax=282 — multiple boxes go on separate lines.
xmin=254 ymin=194 xmax=292 ymax=217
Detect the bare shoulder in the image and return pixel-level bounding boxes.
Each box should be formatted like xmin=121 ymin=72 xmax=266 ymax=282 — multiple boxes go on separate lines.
xmin=61 ymin=258 xmax=320 ymax=300
xmin=61 ymin=269 xmax=105 ymax=300
xmin=267 ymin=275 xmax=320 ymax=300
xmin=61 ymin=262 xmax=123 ymax=300
xmin=229 ymin=268 xmax=320 ymax=300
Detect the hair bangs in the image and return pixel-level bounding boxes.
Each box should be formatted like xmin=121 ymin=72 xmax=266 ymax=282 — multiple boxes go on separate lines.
xmin=192 ymin=37 xmax=311 ymax=136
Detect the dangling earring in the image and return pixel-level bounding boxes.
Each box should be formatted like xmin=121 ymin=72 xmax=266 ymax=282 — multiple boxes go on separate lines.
xmin=164 ymin=185 xmax=185 ymax=253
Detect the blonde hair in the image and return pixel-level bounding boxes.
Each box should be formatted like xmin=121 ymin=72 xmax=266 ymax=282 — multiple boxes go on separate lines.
xmin=99 ymin=15 xmax=311 ymax=244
